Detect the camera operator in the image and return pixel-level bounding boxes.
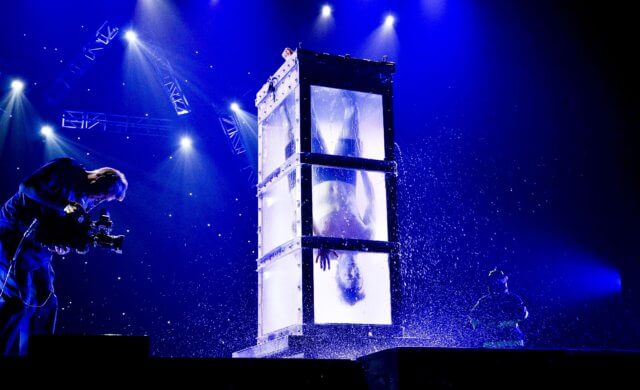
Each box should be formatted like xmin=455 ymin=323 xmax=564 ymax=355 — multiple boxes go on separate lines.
xmin=0 ymin=157 xmax=127 ymax=355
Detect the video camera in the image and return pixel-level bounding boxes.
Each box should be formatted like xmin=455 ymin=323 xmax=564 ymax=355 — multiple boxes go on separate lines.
xmin=84 ymin=210 xmax=125 ymax=254
xmin=36 ymin=208 xmax=125 ymax=254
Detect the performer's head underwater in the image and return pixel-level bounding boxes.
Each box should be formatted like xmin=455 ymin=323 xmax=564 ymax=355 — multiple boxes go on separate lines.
xmin=335 ymin=253 xmax=365 ymax=305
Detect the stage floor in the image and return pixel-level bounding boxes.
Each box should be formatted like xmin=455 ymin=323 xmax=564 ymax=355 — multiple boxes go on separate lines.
xmin=1 ymin=336 xmax=639 ymax=388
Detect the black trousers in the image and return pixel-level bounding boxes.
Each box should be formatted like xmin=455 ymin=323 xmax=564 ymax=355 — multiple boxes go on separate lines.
xmin=1 ymin=236 xmax=57 ymax=356
xmin=0 ymin=293 xmax=58 ymax=355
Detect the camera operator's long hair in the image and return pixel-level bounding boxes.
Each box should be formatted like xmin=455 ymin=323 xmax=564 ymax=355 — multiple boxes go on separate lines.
xmin=87 ymin=167 xmax=128 ymax=201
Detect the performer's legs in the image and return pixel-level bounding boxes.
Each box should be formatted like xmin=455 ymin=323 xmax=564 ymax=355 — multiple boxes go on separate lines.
xmin=311 ymin=93 xmax=360 ymax=186
xmin=338 ymin=90 xmax=361 ymax=151
xmin=311 ymin=118 xmax=327 ymax=154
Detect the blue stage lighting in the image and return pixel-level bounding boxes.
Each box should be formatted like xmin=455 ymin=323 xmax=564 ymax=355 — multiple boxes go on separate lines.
xmin=40 ymin=125 xmax=54 ymax=138
xmin=384 ymin=14 xmax=396 ymax=28
xmin=180 ymin=136 xmax=193 ymax=149
xmin=322 ymin=4 xmax=332 ymax=18
xmin=125 ymin=30 xmax=138 ymax=43
xmin=230 ymin=102 xmax=240 ymax=112
xmin=10 ymin=79 xmax=25 ymax=93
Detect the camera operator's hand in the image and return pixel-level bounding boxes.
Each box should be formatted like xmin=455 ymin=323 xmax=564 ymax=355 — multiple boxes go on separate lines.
xmin=63 ymin=201 xmax=88 ymax=222
xmin=63 ymin=201 xmax=82 ymax=215
xmin=48 ymin=245 xmax=71 ymax=255
xmin=75 ymin=247 xmax=89 ymax=255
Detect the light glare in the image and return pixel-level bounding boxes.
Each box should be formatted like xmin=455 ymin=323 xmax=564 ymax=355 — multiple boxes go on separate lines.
xmin=41 ymin=125 xmax=54 ymax=138
xmin=125 ymin=30 xmax=138 ymax=43
xmin=321 ymin=5 xmax=332 ymax=18
xmin=11 ymin=79 xmax=25 ymax=92
xmin=384 ymin=14 xmax=396 ymax=28
xmin=180 ymin=136 xmax=193 ymax=149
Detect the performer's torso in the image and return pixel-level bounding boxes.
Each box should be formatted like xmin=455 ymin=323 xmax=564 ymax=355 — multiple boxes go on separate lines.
xmin=312 ymin=181 xmax=371 ymax=240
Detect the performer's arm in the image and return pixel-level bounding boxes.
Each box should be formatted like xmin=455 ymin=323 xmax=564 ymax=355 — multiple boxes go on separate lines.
xmin=361 ymin=170 xmax=375 ymax=227
xmin=468 ymin=301 xmax=478 ymax=329
xmin=468 ymin=297 xmax=488 ymax=329
xmin=342 ymin=91 xmax=361 ymax=144
xmin=311 ymin=105 xmax=327 ymax=154
xmin=280 ymin=104 xmax=294 ymax=142
xmin=520 ymin=299 xmax=529 ymax=321
xmin=355 ymin=95 xmax=374 ymax=227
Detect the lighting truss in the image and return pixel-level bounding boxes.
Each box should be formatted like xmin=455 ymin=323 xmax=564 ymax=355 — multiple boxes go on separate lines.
xmin=83 ymin=21 xmax=119 ymax=61
xmin=219 ymin=115 xmax=246 ymax=155
xmin=218 ymin=114 xmax=255 ymax=185
xmin=47 ymin=21 xmax=119 ymax=105
xmin=61 ymin=110 xmax=174 ymax=137
xmin=146 ymin=48 xmax=191 ymax=116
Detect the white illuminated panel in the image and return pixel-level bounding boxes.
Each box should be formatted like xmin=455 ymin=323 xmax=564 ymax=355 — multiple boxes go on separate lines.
xmin=313 ymin=250 xmax=392 ymax=324
xmin=260 ymin=90 xmax=299 ymax=180
xmin=259 ymin=250 xmax=303 ymax=336
xmin=260 ymin=168 xmax=299 ymax=256
xmin=310 ymin=86 xmax=385 ymax=160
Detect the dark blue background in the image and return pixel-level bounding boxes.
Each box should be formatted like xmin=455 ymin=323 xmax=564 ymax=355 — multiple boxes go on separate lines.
xmin=1 ymin=0 xmax=638 ymax=356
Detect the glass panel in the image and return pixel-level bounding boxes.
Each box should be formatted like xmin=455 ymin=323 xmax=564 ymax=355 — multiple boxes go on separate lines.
xmin=260 ymin=89 xmax=298 ymax=180
xmin=310 ymin=86 xmax=385 ymax=160
xmin=312 ymin=167 xmax=388 ymax=241
xmin=313 ymin=250 xmax=392 ymax=325
xmin=260 ymin=168 xmax=299 ymax=256
xmin=260 ymin=250 xmax=302 ymax=336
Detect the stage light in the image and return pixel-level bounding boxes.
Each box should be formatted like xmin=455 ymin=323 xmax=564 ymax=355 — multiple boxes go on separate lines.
xmin=40 ymin=125 xmax=54 ymax=138
xmin=11 ymin=79 xmax=25 ymax=93
xmin=321 ymin=4 xmax=332 ymax=18
xmin=384 ymin=14 xmax=396 ymax=28
xmin=230 ymin=102 xmax=240 ymax=112
xmin=180 ymin=136 xmax=193 ymax=149
xmin=124 ymin=30 xmax=138 ymax=43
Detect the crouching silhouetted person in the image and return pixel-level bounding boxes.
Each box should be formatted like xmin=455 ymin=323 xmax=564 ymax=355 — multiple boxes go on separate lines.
xmin=468 ymin=268 xmax=529 ymax=348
